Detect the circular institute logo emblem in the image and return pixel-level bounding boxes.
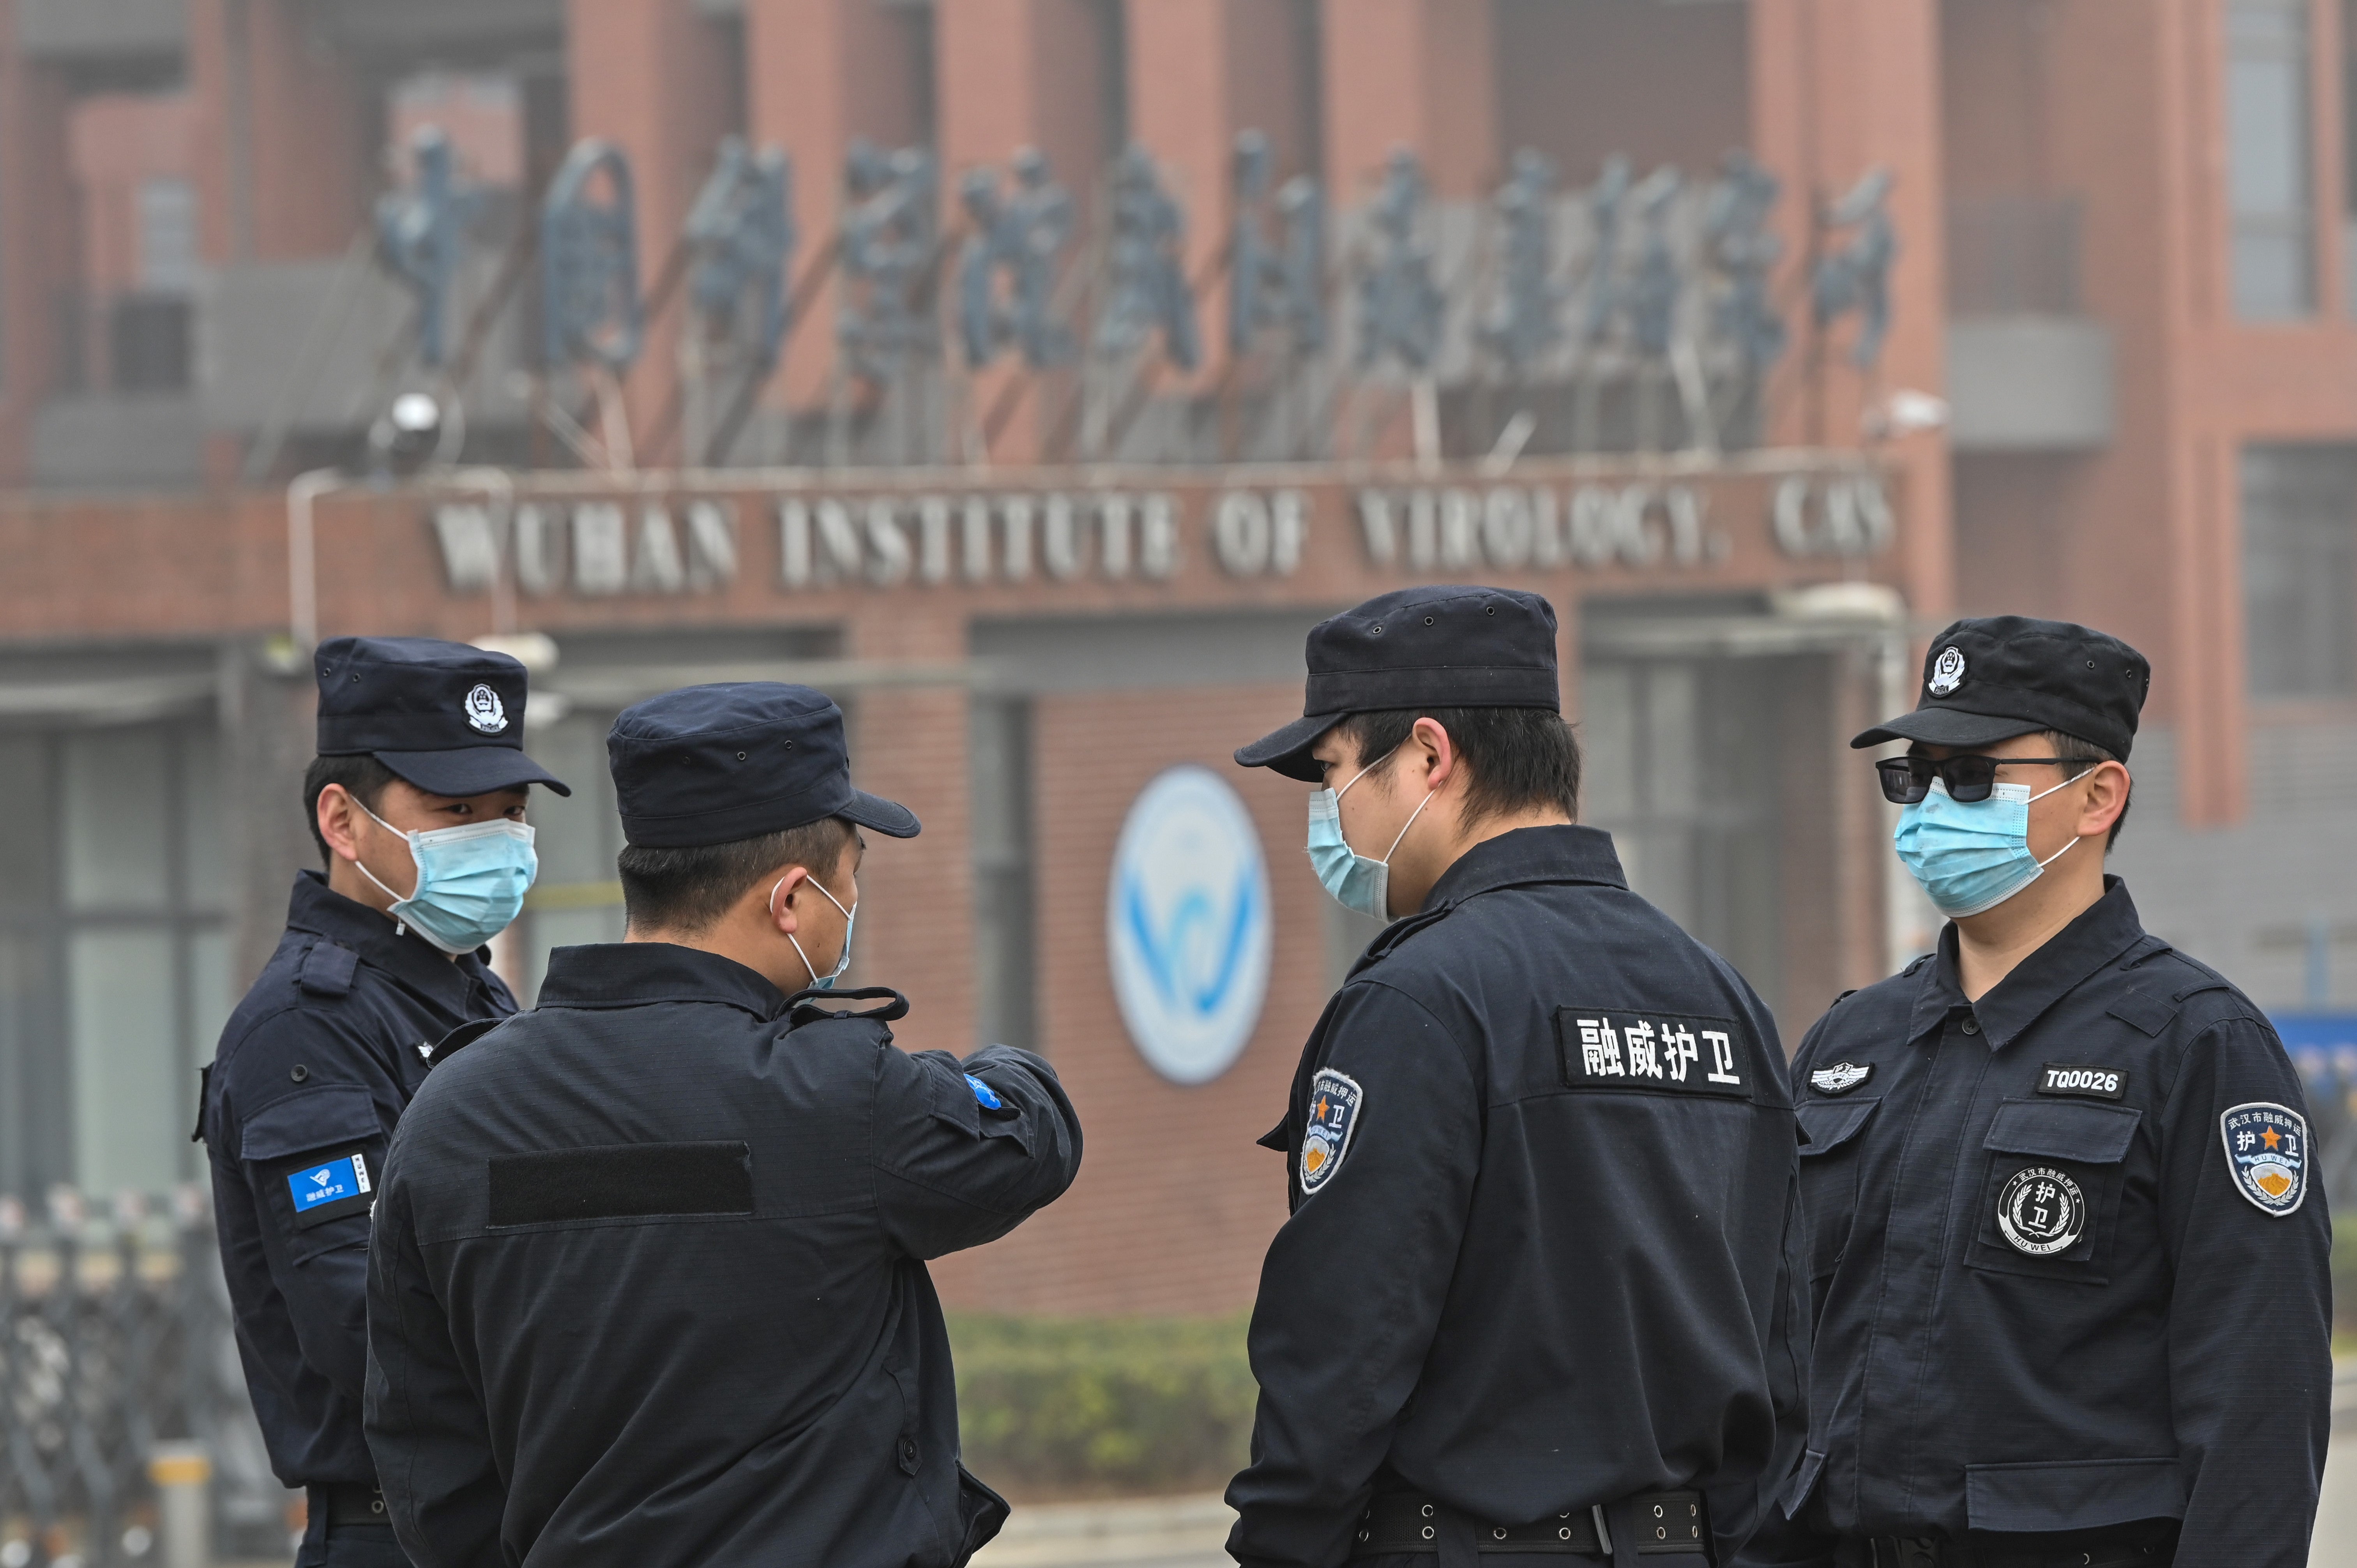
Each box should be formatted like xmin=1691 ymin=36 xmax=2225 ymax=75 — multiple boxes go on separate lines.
xmin=1106 ymin=765 xmax=1273 ymax=1086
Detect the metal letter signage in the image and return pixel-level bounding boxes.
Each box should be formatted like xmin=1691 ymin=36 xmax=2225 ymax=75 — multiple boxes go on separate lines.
xmin=1106 ymin=766 xmax=1272 ymax=1086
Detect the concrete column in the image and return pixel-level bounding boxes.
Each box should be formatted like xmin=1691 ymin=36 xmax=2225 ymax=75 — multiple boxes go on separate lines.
xmin=0 ymin=2 xmax=74 ymax=483
xmin=1318 ymin=0 xmax=1498 ymax=201
xmin=565 ymin=0 xmax=738 ymax=464
xmin=1749 ymin=0 xmax=1955 ymax=623
xmin=185 ymin=0 xmax=368 ymax=263
xmin=839 ymin=609 xmax=975 ymax=1062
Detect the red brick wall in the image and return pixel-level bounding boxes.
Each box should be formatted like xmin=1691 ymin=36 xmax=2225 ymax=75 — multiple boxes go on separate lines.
xmin=928 ymin=680 xmax=1315 ymax=1316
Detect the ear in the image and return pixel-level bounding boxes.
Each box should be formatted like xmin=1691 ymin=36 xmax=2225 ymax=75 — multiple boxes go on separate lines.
xmin=1410 ymin=715 xmax=1458 ymax=790
xmin=317 ymin=784 xmax=366 ymax=865
xmin=2077 ymin=760 xmax=2132 ymax=841
xmin=763 ymin=866 xmax=811 ymax=935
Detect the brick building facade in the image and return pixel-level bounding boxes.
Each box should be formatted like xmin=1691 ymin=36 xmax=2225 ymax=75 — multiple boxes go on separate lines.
xmin=2 ymin=0 xmax=2353 ymax=1315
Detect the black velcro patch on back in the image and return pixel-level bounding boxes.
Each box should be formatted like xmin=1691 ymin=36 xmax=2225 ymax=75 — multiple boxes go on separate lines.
xmin=488 ymin=1141 xmax=753 ymax=1227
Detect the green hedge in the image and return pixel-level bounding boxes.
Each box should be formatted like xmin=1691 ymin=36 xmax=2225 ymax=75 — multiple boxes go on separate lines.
xmin=949 ymin=1312 xmax=1256 ymax=1498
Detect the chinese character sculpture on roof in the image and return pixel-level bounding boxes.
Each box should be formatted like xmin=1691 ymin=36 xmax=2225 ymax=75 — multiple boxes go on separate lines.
xmin=1229 ymin=130 xmax=1326 ymax=360
xmin=541 ymin=139 xmax=642 ymax=373
xmin=1813 ymin=166 xmax=1897 ymax=369
xmin=1357 ymin=148 xmax=1445 ymax=374
xmin=957 ymin=147 xmax=1075 ymax=371
xmin=1479 ymin=148 xmax=1564 ymax=376
xmin=685 ymin=137 xmax=796 ymax=373
xmin=1702 ymin=149 xmax=1786 ymax=376
xmin=1093 ymin=144 xmax=1200 ymax=373
xmin=837 ymin=139 xmax=941 ymax=385
xmin=375 ymin=126 xmax=468 ymax=369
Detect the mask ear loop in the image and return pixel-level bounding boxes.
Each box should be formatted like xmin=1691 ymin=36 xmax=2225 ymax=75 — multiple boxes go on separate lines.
xmin=2026 ymin=769 xmax=2097 ymax=870
xmin=1334 ymin=742 xmax=1438 ymax=867
xmin=773 ymin=874 xmax=823 ymax=989
xmin=351 ymin=800 xmax=421 ymax=937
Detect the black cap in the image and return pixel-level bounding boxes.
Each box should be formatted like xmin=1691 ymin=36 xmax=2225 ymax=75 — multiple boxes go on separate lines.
xmin=608 ymin=682 xmax=921 ymax=848
xmin=315 ymin=636 xmax=571 ymax=797
xmin=1235 ymin=586 xmax=1560 ymax=782
xmin=1850 ymin=615 xmax=2151 ymax=759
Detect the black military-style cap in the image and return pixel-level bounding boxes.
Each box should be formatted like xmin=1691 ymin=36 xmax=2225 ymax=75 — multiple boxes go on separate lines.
xmin=1850 ymin=614 xmax=2151 ymax=759
xmin=1235 ymin=586 xmax=1560 ymax=782
xmin=315 ymin=636 xmax=571 ymax=797
xmin=608 ymin=682 xmax=921 ymax=848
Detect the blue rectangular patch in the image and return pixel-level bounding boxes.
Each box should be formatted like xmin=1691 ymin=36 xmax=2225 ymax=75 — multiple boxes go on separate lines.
xmin=287 ymin=1152 xmax=370 ymax=1215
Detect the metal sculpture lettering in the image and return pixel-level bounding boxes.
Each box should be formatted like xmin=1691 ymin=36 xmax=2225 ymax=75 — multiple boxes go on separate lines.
xmin=1094 ymin=145 xmax=1200 ymax=373
xmin=838 ymin=140 xmax=941 ymax=385
xmin=686 ymin=137 xmax=796 ymax=372
xmin=374 ymin=126 xmax=467 ymax=368
xmin=1356 ymin=149 xmax=1445 ymax=374
xmin=1229 ymin=131 xmax=1326 ymax=360
xmin=1813 ymin=167 xmax=1897 ymax=369
xmin=1479 ymin=149 xmax=1563 ymax=376
xmin=540 ymin=139 xmax=642 ymax=373
xmin=1702 ymin=149 xmax=1786 ymax=377
xmin=957 ymin=147 xmax=1074 ymax=371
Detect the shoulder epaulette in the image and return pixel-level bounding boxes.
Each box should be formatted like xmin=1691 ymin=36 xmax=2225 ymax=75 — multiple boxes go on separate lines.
xmin=786 ymin=985 xmax=911 ymax=1031
xmin=1832 ymin=988 xmax=1859 ymax=1006
xmin=1350 ymin=901 xmax=1456 ymax=980
xmin=428 ymin=1016 xmax=506 ymax=1067
xmin=297 ymin=941 xmax=359 ymax=999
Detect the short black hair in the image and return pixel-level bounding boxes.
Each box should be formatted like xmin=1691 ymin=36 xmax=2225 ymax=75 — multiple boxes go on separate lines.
xmin=303 ymin=754 xmax=400 ymax=867
xmin=1331 ymin=707 xmax=1581 ymax=829
xmin=2044 ymin=729 xmax=2131 ymax=851
xmin=617 ymin=816 xmax=855 ymax=936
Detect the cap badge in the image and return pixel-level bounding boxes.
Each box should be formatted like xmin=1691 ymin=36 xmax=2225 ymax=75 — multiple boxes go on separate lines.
xmin=463 ymin=683 xmax=509 ymax=735
xmin=1927 ymin=646 xmax=1966 ymax=697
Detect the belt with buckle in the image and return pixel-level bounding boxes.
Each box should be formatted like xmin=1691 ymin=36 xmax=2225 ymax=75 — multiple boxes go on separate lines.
xmin=309 ymin=1481 xmax=391 ymax=1529
xmin=1352 ymin=1489 xmax=1709 ymax=1557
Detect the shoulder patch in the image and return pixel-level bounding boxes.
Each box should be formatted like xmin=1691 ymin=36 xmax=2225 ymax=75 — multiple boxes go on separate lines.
xmin=284 ymin=1148 xmax=373 ymax=1229
xmin=297 ymin=941 xmax=359 ymax=999
xmin=2221 ymin=1102 xmax=2308 ymax=1217
xmin=1299 ymin=1069 xmax=1364 ymax=1196
xmin=1809 ymin=1061 xmax=1874 ymax=1096
xmin=965 ymin=1073 xmax=1005 ymax=1111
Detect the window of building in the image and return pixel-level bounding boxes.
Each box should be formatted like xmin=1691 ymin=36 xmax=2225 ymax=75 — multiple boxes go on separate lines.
xmin=2227 ymin=0 xmax=2317 ymax=318
xmin=0 ymin=720 xmax=228 ymax=1200
xmin=971 ymin=696 xmax=1037 ymax=1050
xmin=2243 ymin=442 xmax=2357 ymax=698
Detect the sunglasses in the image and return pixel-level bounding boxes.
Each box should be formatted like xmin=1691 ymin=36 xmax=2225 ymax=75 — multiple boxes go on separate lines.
xmin=1875 ymin=754 xmax=2073 ymax=805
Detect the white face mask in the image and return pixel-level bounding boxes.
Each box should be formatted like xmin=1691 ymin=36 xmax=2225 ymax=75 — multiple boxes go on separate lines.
xmin=776 ymin=871 xmax=857 ymax=991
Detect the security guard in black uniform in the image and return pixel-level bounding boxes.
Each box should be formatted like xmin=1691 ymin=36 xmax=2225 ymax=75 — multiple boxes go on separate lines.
xmin=1228 ymin=586 xmax=1808 ymax=1568
xmin=201 ymin=636 xmax=567 ymax=1567
xmin=1743 ymin=617 xmax=2331 ymax=1568
xmin=363 ymin=682 xmax=1084 ymax=1567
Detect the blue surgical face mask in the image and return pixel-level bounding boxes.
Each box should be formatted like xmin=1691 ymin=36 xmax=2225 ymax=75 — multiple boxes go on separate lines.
xmin=355 ymin=804 xmax=537 ymax=954
xmin=1307 ymin=747 xmax=1435 ymax=921
xmin=1893 ymin=774 xmax=2087 ymax=919
xmin=778 ymin=872 xmax=856 ymax=991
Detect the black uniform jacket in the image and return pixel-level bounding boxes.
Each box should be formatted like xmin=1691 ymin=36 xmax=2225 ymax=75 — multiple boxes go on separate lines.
xmin=362 ymin=942 xmax=1084 ymax=1568
xmin=1226 ymin=826 xmax=1809 ymax=1568
xmin=1747 ymin=877 xmax=2330 ymax=1568
xmin=201 ymin=870 xmax=516 ymax=1489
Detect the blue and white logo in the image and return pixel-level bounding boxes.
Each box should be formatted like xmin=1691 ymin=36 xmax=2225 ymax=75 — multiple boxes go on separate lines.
xmin=1107 ymin=765 xmax=1273 ymax=1085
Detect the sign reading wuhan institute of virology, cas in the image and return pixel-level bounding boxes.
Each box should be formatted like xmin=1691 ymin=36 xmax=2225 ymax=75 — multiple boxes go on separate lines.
xmin=425 ymin=459 xmax=1898 ymax=599
xmin=1107 ymin=767 xmax=1274 ymax=1086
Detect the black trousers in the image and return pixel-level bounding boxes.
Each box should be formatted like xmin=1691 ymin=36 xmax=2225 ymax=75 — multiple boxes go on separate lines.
xmin=294 ymin=1521 xmax=411 ymax=1568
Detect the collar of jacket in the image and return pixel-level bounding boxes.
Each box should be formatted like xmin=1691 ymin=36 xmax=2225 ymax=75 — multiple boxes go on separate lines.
xmin=536 ymin=941 xmax=788 ymax=1020
xmin=284 ymin=868 xmax=492 ymax=1006
xmin=1419 ymin=823 xmax=1629 ymax=912
xmin=1908 ymin=874 xmax=2154 ymax=1051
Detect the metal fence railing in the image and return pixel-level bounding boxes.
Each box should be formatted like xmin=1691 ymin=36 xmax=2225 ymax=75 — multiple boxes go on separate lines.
xmin=0 ymin=1189 xmax=290 ymax=1567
